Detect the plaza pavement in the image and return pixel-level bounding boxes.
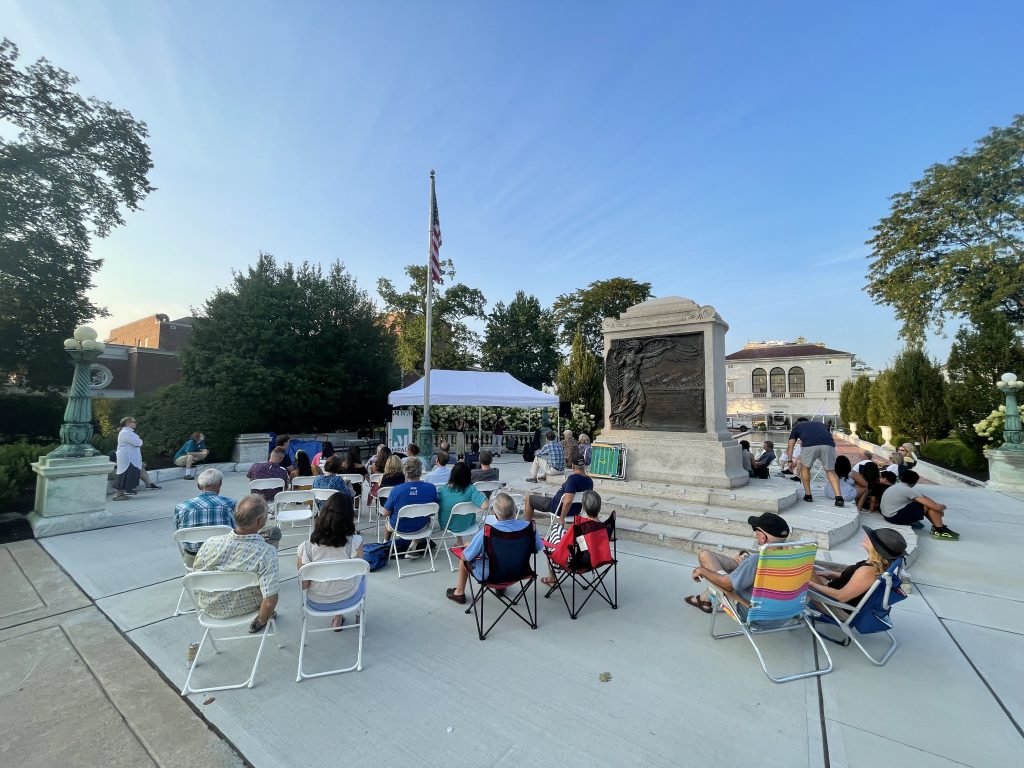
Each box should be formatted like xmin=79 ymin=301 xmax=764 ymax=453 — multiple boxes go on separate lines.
xmin=3 ymin=451 xmax=1023 ymax=767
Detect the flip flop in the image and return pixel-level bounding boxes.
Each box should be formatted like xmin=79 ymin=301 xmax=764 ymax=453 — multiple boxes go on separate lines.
xmin=684 ymin=595 xmax=713 ymax=614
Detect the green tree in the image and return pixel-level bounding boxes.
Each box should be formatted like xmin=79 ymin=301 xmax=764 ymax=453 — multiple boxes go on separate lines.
xmin=839 ymin=380 xmax=855 ymax=429
xmin=377 ymin=260 xmax=486 ymax=374
xmin=552 ymin=278 xmax=653 ymax=355
xmin=555 ymin=330 xmax=604 ymax=422
xmin=884 ymin=349 xmax=950 ymax=443
xmin=866 ymin=114 xmax=1024 ymax=343
xmin=182 ymin=253 xmax=398 ymax=432
xmin=945 ymin=311 xmax=1024 ymax=450
xmin=480 ymin=291 xmax=559 ymax=389
xmin=867 ymin=371 xmax=893 ymax=436
xmin=0 ymin=39 xmax=154 ymax=389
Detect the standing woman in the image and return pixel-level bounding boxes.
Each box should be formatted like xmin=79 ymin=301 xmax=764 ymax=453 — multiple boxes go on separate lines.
xmin=113 ymin=417 xmax=143 ymax=501
xmin=453 ymin=417 xmax=467 ymax=457
xmin=492 ymin=414 xmax=506 ymax=456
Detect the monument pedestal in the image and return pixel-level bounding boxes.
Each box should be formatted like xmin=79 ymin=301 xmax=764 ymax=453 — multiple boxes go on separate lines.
xmin=986 ymin=449 xmax=1024 ymax=494
xmin=29 ymin=454 xmax=117 ymax=538
xmin=598 ymin=429 xmax=749 ymax=489
xmin=233 ymin=433 xmax=271 ymax=463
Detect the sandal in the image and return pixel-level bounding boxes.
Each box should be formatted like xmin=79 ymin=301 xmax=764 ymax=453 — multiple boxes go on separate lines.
xmin=112 ymin=494 xmax=130 ymax=501
xmin=684 ymin=595 xmax=713 ymax=614
xmin=540 ymin=576 xmax=557 ymax=587
xmin=332 ymin=615 xmax=344 ymax=632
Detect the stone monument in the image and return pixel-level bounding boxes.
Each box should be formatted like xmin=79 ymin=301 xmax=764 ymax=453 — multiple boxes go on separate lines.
xmin=987 ymin=372 xmax=1024 ymax=493
xmin=600 ymin=297 xmax=748 ymax=489
xmin=29 ymin=326 xmax=119 ymax=537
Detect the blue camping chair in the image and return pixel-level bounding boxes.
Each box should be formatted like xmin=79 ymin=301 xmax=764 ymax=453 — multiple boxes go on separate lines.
xmin=810 ymin=558 xmax=907 ymax=666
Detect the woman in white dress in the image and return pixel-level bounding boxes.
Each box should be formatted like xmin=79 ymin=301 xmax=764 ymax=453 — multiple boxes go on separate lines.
xmin=113 ymin=417 xmax=143 ymax=500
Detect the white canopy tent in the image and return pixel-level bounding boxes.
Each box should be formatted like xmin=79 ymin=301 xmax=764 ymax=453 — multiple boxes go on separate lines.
xmin=388 ymin=369 xmax=559 ymax=447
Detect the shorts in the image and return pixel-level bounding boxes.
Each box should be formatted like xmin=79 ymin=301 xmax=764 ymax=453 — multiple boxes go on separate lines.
xmin=799 ymin=444 xmax=836 ymax=470
xmin=528 ymin=494 xmax=553 ymax=513
xmin=882 ymin=501 xmax=926 ymax=526
xmin=174 ymin=455 xmax=189 ymax=467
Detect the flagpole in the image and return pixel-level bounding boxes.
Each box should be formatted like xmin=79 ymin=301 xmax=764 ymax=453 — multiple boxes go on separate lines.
xmin=416 ymin=170 xmax=437 ymax=456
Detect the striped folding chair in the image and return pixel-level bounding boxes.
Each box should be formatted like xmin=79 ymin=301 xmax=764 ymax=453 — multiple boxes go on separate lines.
xmin=707 ymin=540 xmax=833 ymax=683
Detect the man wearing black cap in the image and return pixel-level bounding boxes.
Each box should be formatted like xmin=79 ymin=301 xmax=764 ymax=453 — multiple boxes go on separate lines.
xmin=524 ymin=454 xmax=592 ymax=529
xmin=685 ymin=512 xmax=791 ymax=613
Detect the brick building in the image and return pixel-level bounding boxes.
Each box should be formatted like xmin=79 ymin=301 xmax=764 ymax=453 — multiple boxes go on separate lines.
xmin=87 ymin=314 xmax=195 ymax=399
xmin=106 ymin=314 xmax=193 ymax=352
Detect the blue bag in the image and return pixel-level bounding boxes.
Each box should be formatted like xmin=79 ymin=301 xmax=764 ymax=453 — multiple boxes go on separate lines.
xmin=361 ymin=542 xmax=391 ymax=571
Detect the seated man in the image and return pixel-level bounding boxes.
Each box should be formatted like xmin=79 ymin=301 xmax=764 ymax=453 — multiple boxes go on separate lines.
xmin=423 ymin=450 xmax=453 ymax=485
xmin=879 ymin=470 xmax=959 ymax=540
xmin=191 ymin=494 xmax=280 ymax=633
xmin=685 ymin=512 xmax=790 ymax=613
xmin=524 ymin=455 xmax=593 ymax=527
xmin=175 ymin=469 xmax=283 ymax=567
xmin=444 ymin=491 xmax=544 ymax=604
xmin=407 ymin=442 xmax=431 ymax=474
xmin=527 ymin=430 xmax=564 ymax=482
xmin=383 ymin=457 xmax=439 ymax=544
xmin=749 ymin=440 xmax=776 ymax=479
xmin=246 ymin=447 xmax=291 ymax=501
xmin=174 ymin=431 xmax=209 ymax=479
xmin=464 ymin=441 xmax=481 ymax=469
xmin=471 ymin=450 xmax=499 ymax=482
xmin=438 ymin=439 xmax=457 ymax=466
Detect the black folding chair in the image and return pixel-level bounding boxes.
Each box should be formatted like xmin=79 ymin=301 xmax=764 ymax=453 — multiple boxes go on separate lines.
xmin=460 ymin=522 xmax=538 ymax=640
xmin=544 ymin=512 xmax=618 ymax=620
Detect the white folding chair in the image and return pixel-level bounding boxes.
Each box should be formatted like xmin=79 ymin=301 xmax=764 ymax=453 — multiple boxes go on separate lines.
xmin=374 ymin=485 xmax=393 ymax=541
xmin=275 ymin=490 xmax=315 ymax=541
xmin=296 ymin=559 xmax=369 ymax=681
xmin=504 ymin=492 xmax=525 ymax=519
xmin=173 ymin=525 xmax=232 ymax=616
xmin=312 ymin=487 xmax=339 ymax=515
xmin=180 ymin=571 xmax=280 ymax=696
xmin=436 ymin=501 xmax=481 ymax=572
xmin=291 ymin=476 xmax=315 ymax=491
xmin=340 ymin=474 xmax=364 ymax=519
xmin=473 ymin=481 xmax=503 ymax=498
xmin=386 ymin=502 xmax=438 ymax=577
xmin=249 ymin=477 xmax=286 ymax=500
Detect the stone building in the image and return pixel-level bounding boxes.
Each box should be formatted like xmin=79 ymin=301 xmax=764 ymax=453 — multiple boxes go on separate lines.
xmin=724 ymin=340 xmax=854 ymax=426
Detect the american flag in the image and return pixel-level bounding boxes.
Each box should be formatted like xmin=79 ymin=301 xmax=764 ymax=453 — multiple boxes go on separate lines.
xmin=430 ymin=182 xmax=443 ymax=283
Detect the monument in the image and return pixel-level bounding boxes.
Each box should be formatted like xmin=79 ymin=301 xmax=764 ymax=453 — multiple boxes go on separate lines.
xmin=600 ymin=297 xmax=748 ymax=489
xmin=29 ymin=326 xmax=119 ymax=537
xmin=987 ymin=372 xmax=1024 ymax=494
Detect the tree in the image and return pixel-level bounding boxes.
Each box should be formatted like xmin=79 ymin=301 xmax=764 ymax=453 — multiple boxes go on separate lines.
xmin=866 ymin=114 xmax=1024 ymax=343
xmin=480 ymin=291 xmax=559 ymax=389
xmin=867 ymin=371 xmax=894 ymax=437
xmin=883 ymin=349 xmax=950 ymax=443
xmin=377 ymin=260 xmax=486 ymax=374
xmin=0 ymin=39 xmax=154 ymax=389
xmin=552 ymin=278 xmax=653 ymax=355
xmin=945 ymin=311 xmax=1024 ymax=450
xmin=839 ymin=380 xmax=855 ymax=429
xmin=555 ymin=330 xmax=604 ymax=423
xmin=182 ymin=253 xmax=398 ymax=431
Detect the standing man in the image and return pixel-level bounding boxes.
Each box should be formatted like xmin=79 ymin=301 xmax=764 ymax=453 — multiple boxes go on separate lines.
xmin=491 ymin=415 xmax=506 ymax=456
xmin=786 ymin=417 xmax=843 ymax=506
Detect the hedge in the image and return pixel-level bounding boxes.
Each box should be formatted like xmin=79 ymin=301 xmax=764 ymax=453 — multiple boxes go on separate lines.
xmin=919 ymin=438 xmax=986 ymax=472
xmin=0 ymin=443 xmax=56 ymax=510
xmin=0 ymin=393 xmax=65 ymax=443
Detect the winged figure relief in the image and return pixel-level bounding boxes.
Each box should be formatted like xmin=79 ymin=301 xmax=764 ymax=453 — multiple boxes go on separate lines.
xmin=606 ymin=338 xmax=700 ymax=428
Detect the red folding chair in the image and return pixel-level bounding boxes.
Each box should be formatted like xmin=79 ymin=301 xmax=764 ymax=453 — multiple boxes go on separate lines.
xmin=544 ymin=511 xmax=618 ymax=619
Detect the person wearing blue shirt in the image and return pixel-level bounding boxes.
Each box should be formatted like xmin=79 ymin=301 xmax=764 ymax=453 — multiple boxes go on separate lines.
xmin=787 ymin=418 xmax=843 ymax=506
xmin=524 ymin=455 xmax=593 ymax=526
xmin=383 ymin=457 xmax=438 ymax=542
xmin=445 ymin=492 xmax=543 ymax=605
xmin=174 ymin=431 xmax=209 ymax=479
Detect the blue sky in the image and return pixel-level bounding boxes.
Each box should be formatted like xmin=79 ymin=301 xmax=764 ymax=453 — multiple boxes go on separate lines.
xmin=6 ymin=0 xmax=1023 ymax=370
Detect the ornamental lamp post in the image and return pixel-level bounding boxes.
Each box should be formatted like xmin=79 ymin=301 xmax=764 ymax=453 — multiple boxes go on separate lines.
xmin=995 ymin=372 xmax=1024 ymax=451
xmin=49 ymin=325 xmax=105 ymax=458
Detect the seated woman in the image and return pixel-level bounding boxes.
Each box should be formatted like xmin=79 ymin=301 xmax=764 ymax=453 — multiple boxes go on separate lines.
xmin=437 ymin=462 xmax=488 ymax=546
xmin=852 ymin=460 xmax=880 ymax=512
xmin=289 ymin=449 xmax=315 ymax=480
xmin=296 ymin=493 xmax=365 ymax=629
xmin=739 ymin=440 xmax=753 ymax=476
xmin=543 ymin=489 xmax=602 ymax=587
xmin=368 ymin=445 xmax=392 ymax=476
xmin=463 ymin=441 xmax=481 ymax=469
xmin=885 ymin=451 xmax=904 ymax=478
xmin=809 ymin=526 xmax=906 ymax=612
xmin=823 ymin=455 xmax=858 ymax=503
xmin=312 ymin=455 xmax=354 ymax=497
xmin=380 ymin=455 xmax=406 ymax=488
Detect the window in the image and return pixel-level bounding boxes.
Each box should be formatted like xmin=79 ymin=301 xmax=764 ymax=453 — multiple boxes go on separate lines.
xmin=825 ymin=360 xmax=833 ymax=365
xmin=788 ymin=366 xmax=805 ymax=398
xmin=751 ymin=368 xmax=767 ymax=397
xmin=726 ymin=380 xmax=735 ymax=394
xmin=770 ymin=367 xmax=786 ymax=397
xmin=826 ymin=378 xmax=836 ymax=392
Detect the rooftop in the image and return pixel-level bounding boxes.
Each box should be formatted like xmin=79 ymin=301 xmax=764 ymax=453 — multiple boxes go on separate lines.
xmin=727 ymin=342 xmax=853 ymax=361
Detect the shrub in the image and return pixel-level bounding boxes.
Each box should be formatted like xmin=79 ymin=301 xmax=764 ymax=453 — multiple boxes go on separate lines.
xmin=0 ymin=393 xmax=65 ymax=443
xmin=133 ymin=384 xmax=253 ymax=463
xmin=919 ymin=438 xmax=986 ymax=472
xmin=0 ymin=442 xmax=56 ymax=510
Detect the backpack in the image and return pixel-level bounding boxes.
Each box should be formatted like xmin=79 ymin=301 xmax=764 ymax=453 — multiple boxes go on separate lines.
xmin=361 ymin=542 xmax=391 ymax=571
xmin=523 ymin=442 xmax=535 ymax=462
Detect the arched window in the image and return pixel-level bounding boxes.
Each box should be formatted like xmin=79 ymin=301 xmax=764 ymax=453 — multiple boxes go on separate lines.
xmin=788 ymin=366 xmax=805 ymax=398
xmin=752 ymin=368 xmax=767 ymax=397
xmin=770 ymin=367 xmax=786 ymax=397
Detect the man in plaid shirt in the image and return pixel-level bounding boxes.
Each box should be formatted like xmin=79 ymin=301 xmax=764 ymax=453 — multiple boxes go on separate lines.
xmin=174 ymin=468 xmax=236 ymax=566
xmin=527 ymin=430 xmax=564 ymax=482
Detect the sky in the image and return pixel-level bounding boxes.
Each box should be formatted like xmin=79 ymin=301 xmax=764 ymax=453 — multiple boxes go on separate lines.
xmin=4 ymin=0 xmax=1023 ymax=370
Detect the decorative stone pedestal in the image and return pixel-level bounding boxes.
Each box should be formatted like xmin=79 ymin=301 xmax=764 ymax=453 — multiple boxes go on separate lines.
xmin=29 ymin=454 xmax=117 ymax=538
xmin=599 ymin=297 xmax=748 ymax=490
xmin=987 ymin=450 xmax=1024 ymax=493
xmin=233 ymin=433 xmax=271 ymax=463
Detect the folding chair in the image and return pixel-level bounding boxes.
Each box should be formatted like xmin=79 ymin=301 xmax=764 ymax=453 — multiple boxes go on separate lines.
xmin=505 ymin=492 xmax=525 ymax=518
xmin=543 ymin=512 xmax=618 ymax=619
xmin=312 ymin=487 xmax=338 ymax=515
xmin=374 ymin=485 xmax=393 ymax=541
xmin=707 ymin=540 xmax=834 ymax=684
xmin=275 ymin=490 xmax=315 ymax=541
xmin=473 ymin=481 xmax=502 ymax=498
xmin=810 ymin=558 xmax=907 ymax=665
xmin=296 ymin=559 xmax=369 ymax=681
xmin=457 ymin=522 xmax=538 ymax=640
xmin=172 ymin=525 xmax=232 ymax=616
xmin=249 ymin=477 xmax=286 ymax=498
xmin=437 ymin=501 xmax=481 ymax=571
xmin=385 ymin=502 xmax=438 ymax=577
xmin=291 ymin=476 xmax=315 ymax=491
xmin=180 ymin=571 xmax=280 ymax=696
xmin=340 ymin=474 xmax=365 ymax=519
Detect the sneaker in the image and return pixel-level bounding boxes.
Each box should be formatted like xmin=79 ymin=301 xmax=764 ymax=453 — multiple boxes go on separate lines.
xmin=146 ymin=483 xmax=161 ymax=490
xmin=789 ymin=476 xmax=801 ymax=482
xmin=803 ymin=494 xmax=813 ymax=503
xmin=910 ymin=521 xmax=925 ymax=530
xmin=781 ymin=469 xmax=792 ymax=475
xmin=931 ymin=527 xmax=960 ymax=541
xmin=526 ymin=477 xmax=537 ymax=483
xmin=834 ymin=498 xmax=844 ymax=508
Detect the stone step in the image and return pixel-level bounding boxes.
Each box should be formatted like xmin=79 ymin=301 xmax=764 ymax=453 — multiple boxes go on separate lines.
xmin=583 ymin=474 xmax=802 ymax=513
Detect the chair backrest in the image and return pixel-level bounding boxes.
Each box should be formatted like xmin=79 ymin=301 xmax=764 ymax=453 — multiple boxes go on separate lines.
xmin=276 ymin=490 xmax=314 ymax=506
xmin=376 ymin=486 xmax=393 ymax=503
xmin=291 ymin=476 xmax=315 ymax=490
xmin=174 ymin=525 xmax=232 ymax=552
xmin=298 ymin=558 xmax=369 ymax=584
xmin=446 ymin=501 xmax=479 ymax=533
xmin=369 ymin=472 xmax=383 ymax=486
xmin=312 ymin=488 xmax=338 ymax=502
xmin=340 ymin=474 xmax=363 ymax=485
xmin=396 ymin=502 xmax=438 ymax=522
xmin=482 ymin=522 xmax=537 ymax=584
xmin=183 ymin=570 xmax=259 ymax=606
xmin=504 ymin=492 xmax=525 ymax=516
xmin=746 ymin=540 xmax=817 ymax=623
xmin=849 ymin=558 xmax=907 ymax=634
xmin=249 ymin=478 xmax=286 ymax=492
xmin=473 ymin=481 xmax=502 ymax=495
